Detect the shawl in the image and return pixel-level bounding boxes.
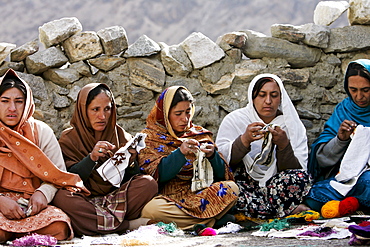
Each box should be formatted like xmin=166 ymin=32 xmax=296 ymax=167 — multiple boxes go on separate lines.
xmin=0 ymin=69 xmax=89 ymax=197
xmin=216 ymin=74 xmax=308 ymax=187
xmin=139 ymin=86 xmax=228 ymax=180
xmin=58 ymin=83 xmax=132 ymax=195
xmin=308 ymin=59 xmax=370 ymax=181
xmin=138 ymin=86 xmax=236 ymax=219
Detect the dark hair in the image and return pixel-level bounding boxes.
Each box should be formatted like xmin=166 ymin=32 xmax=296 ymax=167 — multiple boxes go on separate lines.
xmin=86 ymin=84 xmax=113 ymax=106
xmin=346 ymin=63 xmax=370 ymax=82
xmin=0 ymin=78 xmax=27 ymax=99
xmin=345 ymin=63 xmax=370 ymax=97
xmin=170 ymin=88 xmax=194 ymax=109
xmin=252 ymin=77 xmax=276 ymax=100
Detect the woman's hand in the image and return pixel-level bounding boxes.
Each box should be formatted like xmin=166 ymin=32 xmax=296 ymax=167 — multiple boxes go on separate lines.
xmin=180 ymin=139 xmax=200 ymax=156
xmin=269 ymin=126 xmax=289 ymax=150
xmin=0 ymin=196 xmax=26 ymax=219
xmin=28 ymin=190 xmax=47 ymax=216
xmin=241 ymin=122 xmax=265 ymax=147
xmin=90 ymin=141 xmax=116 ymax=162
xmin=337 ymin=120 xmax=357 ymax=141
xmin=200 ymin=143 xmax=215 ymax=158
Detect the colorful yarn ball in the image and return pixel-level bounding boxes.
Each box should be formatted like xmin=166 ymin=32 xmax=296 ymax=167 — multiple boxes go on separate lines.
xmin=321 ymin=200 xmax=340 ymax=219
xmin=199 ymin=227 xmax=217 ymax=236
xmin=260 ymin=218 xmax=291 ymax=231
xmin=156 ymin=221 xmax=178 ymax=233
xmin=12 ymin=233 xmax=57 ymax=246
xmin=339 ymin=197 xmax=359 ymax=217
xmin=193 ymin=224 xmax=217 ymax=236
xmin=359 ymin=221 xmax=370 ymax=227
xmin=286 ymin=210 xmax=320 ymax=222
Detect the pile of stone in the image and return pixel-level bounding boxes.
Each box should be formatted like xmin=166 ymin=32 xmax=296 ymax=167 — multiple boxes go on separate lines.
xmin=0 ymin=0 xmax=369 ymax=145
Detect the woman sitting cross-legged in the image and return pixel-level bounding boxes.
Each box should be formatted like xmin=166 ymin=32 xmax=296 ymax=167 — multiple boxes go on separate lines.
xmin=139 ymin=86 xmax=239 ymax=230
xmin=306 ymin=59 xmax=370 ymax=217
xmin=52 ymin=83 xmax=158 ymax=236
xmin=0 ymin=69 xmax=88 ymax=243
xmin=216 ymin=74 xmax=312 ymax=219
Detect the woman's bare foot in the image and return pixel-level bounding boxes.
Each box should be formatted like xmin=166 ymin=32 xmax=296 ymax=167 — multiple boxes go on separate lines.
xmin=290 ymin=204 xmax=311 ymax=215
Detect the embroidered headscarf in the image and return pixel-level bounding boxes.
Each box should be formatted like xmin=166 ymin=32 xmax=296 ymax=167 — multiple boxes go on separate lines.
xmin=308 ymin=59 xmax=370 ymax=181
xmin=216 ymin=74 xmax=308 ymax=187
xmin=58 ymin=83 xmax=132 ymax=194
xmin=0 ymin=69 xmax=89 ymax=197
xmin=139 ymin=86 xmax=233 ymax=181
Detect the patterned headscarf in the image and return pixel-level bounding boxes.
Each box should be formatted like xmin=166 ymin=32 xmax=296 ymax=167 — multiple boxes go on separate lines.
xmin=139 ymin=86 xmax=233 ymax=181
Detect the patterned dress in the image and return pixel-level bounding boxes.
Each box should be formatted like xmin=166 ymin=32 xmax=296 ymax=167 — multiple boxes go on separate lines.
xmin=234 ymin=167 xmax=311 ymax=219
xmin=139 ymin=86 xmax=238 ymax=219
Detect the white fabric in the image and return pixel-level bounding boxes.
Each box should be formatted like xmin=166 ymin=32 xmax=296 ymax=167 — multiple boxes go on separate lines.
xmin=191 ymin=143 xmax=214 ymax=192
xmin=97 ymin=133 xmax=147 ymax=187
xmin=216 ymin=74 xmax=308 ymax=187
xmin=247 ymin=123 xmax=278 ymax=174
xmin=330 ymin=125 xmax=370 ymax=196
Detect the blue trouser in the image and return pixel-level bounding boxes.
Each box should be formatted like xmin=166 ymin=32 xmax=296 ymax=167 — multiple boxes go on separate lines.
xmin=305 ymin=170 xmax=370 ymax=211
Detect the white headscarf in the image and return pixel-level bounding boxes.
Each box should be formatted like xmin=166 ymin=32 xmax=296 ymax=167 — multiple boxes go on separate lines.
xmin=216 ymin=74 xmax=308 ymax=187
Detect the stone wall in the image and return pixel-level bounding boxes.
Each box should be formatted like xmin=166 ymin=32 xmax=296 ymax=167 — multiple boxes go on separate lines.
xmin=1 ymin=0 xmax=370 ymax=146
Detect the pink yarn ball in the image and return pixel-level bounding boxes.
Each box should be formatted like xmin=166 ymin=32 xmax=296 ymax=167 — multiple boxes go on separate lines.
xmin=199 ymin=227 xmax=217 ymax=236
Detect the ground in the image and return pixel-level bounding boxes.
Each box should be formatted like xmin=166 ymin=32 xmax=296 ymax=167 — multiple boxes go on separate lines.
xmin=2 ymin=226 xmax=349 ymax=247
xmin=1 ymin=220 xmax=355 ymax=246
xmin=60 ymin=230 xmax=351 ymax=247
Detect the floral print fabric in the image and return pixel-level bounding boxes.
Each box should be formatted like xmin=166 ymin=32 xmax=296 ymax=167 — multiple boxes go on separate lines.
xmin=235 ymin=167 xmax=311 ymax=219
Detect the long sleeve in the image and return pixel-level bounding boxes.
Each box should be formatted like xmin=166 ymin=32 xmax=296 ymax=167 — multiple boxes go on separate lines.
xmin=316 ymin=136 xmax=350 ymax=168
xmin=230 ymin=135 xmax=251 ymax=169
xmin=276 ymin=142 xmax=301 ymax=171
xmin=35 ymin=120 xmax=65 ymax=203
xmin=158 ymin=148 xmax=187 ymax=183
xmin=208 ymin=150 xmax=226 ymax=179
xmin=67 ymin=155 xmax=96 ymax=181
xmin=158 ymin=148 xmax=226 ymax=182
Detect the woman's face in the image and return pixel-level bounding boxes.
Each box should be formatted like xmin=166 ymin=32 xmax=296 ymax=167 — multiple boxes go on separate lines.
xmin=348 ymin=75 xmax=370 ymax=108
xmin=0 ymin=87 xmax=25 ymax=128
xmin=168 ymin=101 xmax=192 ymax=135
xmin=87 ymin=92 xmax=112 ymax=132
xmin=253 ymin=81 xmax=281 ymax=123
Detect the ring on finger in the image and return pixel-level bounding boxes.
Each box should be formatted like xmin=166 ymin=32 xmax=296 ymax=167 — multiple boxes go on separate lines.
xmin=252 ymin=134 xmax=256 ymax=137
xmin=98 ymin=148 xmax=103 ymax=153
xmin=188 ymin=145 xmax=192 ymax=148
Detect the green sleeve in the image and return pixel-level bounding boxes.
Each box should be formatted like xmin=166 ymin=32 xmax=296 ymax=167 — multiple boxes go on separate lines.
xmin=158 ymin=148 xmax=187 ymax=183
xmin=158 ymin=148 xmax=226 ymax=182
xmin=209 ymin=150 xmax=226 ymax=179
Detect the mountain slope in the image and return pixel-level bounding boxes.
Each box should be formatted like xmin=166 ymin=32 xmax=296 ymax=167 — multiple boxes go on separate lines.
xmin=1 ymin=0 xmax=348 ymax=47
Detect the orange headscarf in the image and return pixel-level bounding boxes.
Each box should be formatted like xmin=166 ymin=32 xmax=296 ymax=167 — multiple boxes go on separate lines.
xmin=0 ymin=69 xmax=89 ymax=197
xmin=139 ymin=86 xmax=232 ymax=181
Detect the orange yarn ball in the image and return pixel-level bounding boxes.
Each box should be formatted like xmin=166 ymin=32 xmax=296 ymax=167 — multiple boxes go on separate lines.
xmin=321 ymin=200 xmax=341 ymax=218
